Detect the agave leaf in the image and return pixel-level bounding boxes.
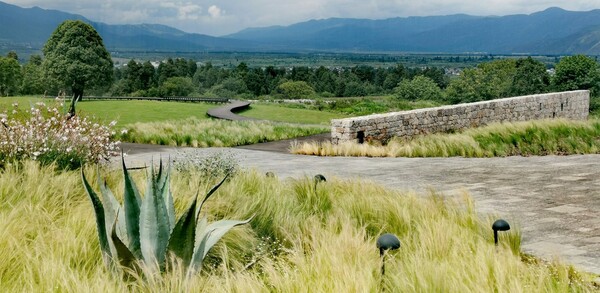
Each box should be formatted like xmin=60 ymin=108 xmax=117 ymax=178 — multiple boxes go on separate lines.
xmin=193 ymin=216 xmax=208 ymax=254
xmin=158 ymin=159 xmax=175 ymax=232
xmin=201 ymin=217 xmax=253 ymax=259
xmin=166 ymin=194 xmax=198 ymax=268
xmin=139 ymin=165 xmax=170 ymax=272
xmin=189 ymin=217 xmax=252 ymax=273
xmin=97 ymin=169 xmax=128 ymax=245
xmin=122 ymin=156 xmax=142 ymax=258
xmin=81 ymin=169 xmax=111 ymax=265
xmin=110 ymin=215 xmax=137 ymax=270
xmin=189 ymin=229 xmax=212 ymax=274
xmin=197 ymin=174 xmax=229 ymax=217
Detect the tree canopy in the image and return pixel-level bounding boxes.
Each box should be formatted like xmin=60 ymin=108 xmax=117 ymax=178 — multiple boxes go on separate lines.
xmin=553 ymin=55 xmax=600 ymax=95
xmin=42 ymin=20 xmax=113 ymax=100
xmin=394 ymin=75 xmax=443 ymax=101
xmin=0 ymin=54 xmax=22 ymax=96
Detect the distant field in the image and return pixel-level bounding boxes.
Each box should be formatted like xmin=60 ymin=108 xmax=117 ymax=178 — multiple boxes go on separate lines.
xmin=238 ymin=104 xmax=348 ymax=125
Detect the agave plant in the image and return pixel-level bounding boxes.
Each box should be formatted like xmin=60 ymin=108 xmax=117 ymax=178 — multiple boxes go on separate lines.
xmin=81 ymin=157 xmax=252 ymax=276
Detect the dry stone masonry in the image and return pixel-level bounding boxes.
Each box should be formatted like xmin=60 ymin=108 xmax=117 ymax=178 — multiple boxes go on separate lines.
xmin=331 ymin=90 xmax=590 ymax=144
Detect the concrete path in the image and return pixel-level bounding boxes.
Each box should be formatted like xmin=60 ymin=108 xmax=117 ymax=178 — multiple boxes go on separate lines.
xmin=206 ymin=100 xmax=257 ymax=121
xmin=119 ymin=142 xmax=600 ymax=276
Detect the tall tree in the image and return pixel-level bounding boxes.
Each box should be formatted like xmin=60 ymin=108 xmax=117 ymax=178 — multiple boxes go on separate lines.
xmin=553 ymin=55 xmax=600 ymax=95
xmin=446 ymin=59 xmax=517 ymax=103
xmin=511 ymin=57 xmax=550 ymax=96
xmin=0 ymin=56 xmax=22 ymax=96
xmin=20 ymin=55 xmax=45 ymax=95
xmin=42 ymin=20 xmax=113 ymax=100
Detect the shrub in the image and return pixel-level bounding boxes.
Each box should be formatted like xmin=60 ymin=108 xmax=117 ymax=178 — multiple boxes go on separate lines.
xmin=394 ymin=75 xmax=444 ymax=101
xmin=0 ymin=100 xmax=118 ymax=169
xmin=276 ymin=81 xmax=316 ymax=99
xmin=174 ymin=150 xmax=239 ymax=179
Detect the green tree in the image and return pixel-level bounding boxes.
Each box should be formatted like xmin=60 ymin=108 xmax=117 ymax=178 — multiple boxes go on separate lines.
xmin=6 ymin=51 xmax=18 ymax=61
xmin=0 ymin=56 xmax=22 ymax=96
xmin=276 ymin=81 xmax=315 ymax=99
xmin=553 ymin=55 xmax=600 ymax=95
xmin=159 ymin=77 xmax=195 ymax=97
xmin=157 ymin=59 xmax=177 ymax=85
xmin=20 ymin=55 xmax=46 ymax=95
xmin=446 ymin=59 xmax=517 ymax=103
xmin=394 ymin=75 xmax=443 ymax=101
xmin=125 ymin=59 xmax=142 ymax=92
xmin=42 ymin=20 xmax=113 ymax=100
xmin=511 ymin=57 xmax=550 ymax=96
xmin=244 ymin=68 xmax=266 ymax=96
xmin=140 ymin=61 xmax=156 ymax=90
xmin=210 ymin=76 xmax=248 ymax=97
xmin=343 ymin=81 xmax=367 ymax=97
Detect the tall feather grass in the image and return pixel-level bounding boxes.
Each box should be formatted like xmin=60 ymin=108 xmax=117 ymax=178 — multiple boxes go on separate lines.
xmin=293 ymin=119 xmax=600 ymax=157
xmin=118 ymin=117 xmax=327 ymax=147
xmin=0 ymin=162 xmax=596 ymax=291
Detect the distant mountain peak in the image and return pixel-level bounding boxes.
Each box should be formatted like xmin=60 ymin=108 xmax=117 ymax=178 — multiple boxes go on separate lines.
xmin=1 ymin=1 xmax=600 ymax=54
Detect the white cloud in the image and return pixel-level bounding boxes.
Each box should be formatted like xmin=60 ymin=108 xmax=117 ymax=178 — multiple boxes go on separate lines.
xmin=207 ymin=5 xmax=222 ymax=18
xmin=178 ymin=3 xmax=202 ymax=20
xmin=2 ymin=0 xmax=598 ymax=36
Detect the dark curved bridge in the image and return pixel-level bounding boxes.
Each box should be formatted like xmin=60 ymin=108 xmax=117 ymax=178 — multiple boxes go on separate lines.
xmin=206 ymin=100 xmax=259 ymax=121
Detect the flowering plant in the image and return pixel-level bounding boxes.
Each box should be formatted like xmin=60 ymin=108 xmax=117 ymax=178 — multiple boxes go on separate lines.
xmin=0 ymin=99 xmax=119 ymax=169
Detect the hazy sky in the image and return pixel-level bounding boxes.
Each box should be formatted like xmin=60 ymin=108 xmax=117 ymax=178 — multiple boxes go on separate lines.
xmin=3 ymin=0 xmax=600 ymax=36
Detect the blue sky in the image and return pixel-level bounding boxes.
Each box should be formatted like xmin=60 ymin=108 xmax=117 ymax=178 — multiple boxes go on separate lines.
xmin=3 ymin=0 xmax=599 ymax=36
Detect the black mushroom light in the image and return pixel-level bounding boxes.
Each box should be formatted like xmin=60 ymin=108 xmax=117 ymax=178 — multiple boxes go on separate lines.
xmin=492 ymin=219 xmax=511 ymax=246
xmin=376 ymin=233 xmax=401 ymax=275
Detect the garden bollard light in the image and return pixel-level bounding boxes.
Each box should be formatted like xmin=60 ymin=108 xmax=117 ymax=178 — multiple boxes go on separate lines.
xmin=376 ymin=233 xmax=400 ymax=276
xmin=492 ymin=219 xmax=510 ymax=246
xmin=313 ymin=174 xmax=326 ymax=191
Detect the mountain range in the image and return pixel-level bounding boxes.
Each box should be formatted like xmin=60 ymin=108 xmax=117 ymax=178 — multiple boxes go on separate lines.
xmin=1 ymin=1 xmax=600 ymax=55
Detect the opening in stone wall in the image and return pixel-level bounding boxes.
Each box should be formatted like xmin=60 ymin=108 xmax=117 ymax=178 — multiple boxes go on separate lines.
xmin=357 ymin=131 xmax=365 ymax=144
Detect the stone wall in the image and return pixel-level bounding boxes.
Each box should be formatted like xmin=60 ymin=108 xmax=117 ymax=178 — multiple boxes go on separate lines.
xmin=331 ymin=90 xmax=590 ymax=144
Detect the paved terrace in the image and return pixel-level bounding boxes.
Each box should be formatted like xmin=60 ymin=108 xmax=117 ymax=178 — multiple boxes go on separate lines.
xmin=119 ymin=141 xmax=600 ymax=276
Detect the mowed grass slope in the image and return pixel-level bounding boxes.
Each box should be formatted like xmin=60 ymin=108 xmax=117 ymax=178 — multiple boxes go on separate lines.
xmin=0 ymin=97 xmax=217 ymax=127
xmin=1 ymin=97 xmax=342 ymax=127
xmin=293 ymin=119 xmax=600 ymax=157
xmin=0 ymin=162 xmax=596 ymax=291
xmin=238 ymin=104 xmax=348 ymax=125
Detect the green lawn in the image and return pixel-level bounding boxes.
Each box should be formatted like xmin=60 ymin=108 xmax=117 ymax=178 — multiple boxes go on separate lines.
xmin=238 ymin=104 xmax=348 ymax=125
xmin=76 ymin=100 xmax=217 ymax=126
xmin=2 ymin=97 xmax=344 ymax=127
xmin=1 ymin=96 xmax=216 ymax=126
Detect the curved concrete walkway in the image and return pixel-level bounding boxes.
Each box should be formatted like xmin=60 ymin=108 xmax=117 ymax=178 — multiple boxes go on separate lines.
xmin=119 ymin=142 xmax=600 ymax=276
xmin=206 ymin=100 xmax=258 ymax=121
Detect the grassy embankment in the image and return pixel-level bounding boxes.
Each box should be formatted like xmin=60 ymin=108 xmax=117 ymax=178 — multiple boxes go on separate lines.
xmin=120 ymin=118 xmax=327 ymax=147
xmin=292 ymin=119 xmax=600 ymax=157
xmin=1 ymin=161 xmax=597 ymax=291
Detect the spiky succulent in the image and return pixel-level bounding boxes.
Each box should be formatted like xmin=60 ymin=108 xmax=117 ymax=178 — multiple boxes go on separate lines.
xmin=81 ymin=157 xmax=251 ymax=276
